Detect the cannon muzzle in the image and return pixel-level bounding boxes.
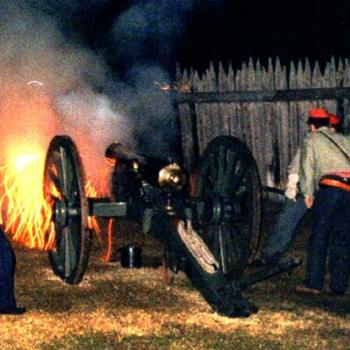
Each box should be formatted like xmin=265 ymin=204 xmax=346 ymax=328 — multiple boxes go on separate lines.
xmin=105 ymin=142 xmax=146 ymax=163
xmin=106 ymin=142 xmax=186 ymax=191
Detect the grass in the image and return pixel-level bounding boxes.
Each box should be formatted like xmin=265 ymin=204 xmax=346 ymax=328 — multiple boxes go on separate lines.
xmin=2 ymin=200 xmax=350 ymax=349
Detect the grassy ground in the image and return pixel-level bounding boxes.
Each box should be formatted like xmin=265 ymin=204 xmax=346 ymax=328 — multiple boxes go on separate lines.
xmin=2 ymin=199 xmax=350 ymax=349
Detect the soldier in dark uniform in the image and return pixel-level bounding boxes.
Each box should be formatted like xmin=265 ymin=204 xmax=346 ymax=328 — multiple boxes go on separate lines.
xmin=0 ymin=228 xmax=25 ymax=314
xmin=259 ymin=111 xmax=342 ymax=266
xmin=296 ymin=108 xmax=350 ymax=296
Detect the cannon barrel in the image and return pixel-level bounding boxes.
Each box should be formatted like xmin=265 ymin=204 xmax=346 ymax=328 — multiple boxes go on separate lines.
xmin=106 ymin=142 xmax=185 ymax=191
xmin=105 ymin=142 xmax=146 ymax=163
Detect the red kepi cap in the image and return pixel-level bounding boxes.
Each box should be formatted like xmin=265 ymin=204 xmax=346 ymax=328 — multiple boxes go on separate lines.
xmin=328 ymin=113 xmax=341 ymax=126
xmin=308 ymin=108 xmax=328 ymax=118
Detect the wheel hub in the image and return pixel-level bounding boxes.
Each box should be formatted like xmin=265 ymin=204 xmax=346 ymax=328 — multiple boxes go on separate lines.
xmin=53 ymin=199 xmax=68 ymax=228
xmin=204 ymin=195 xmax=233 ymax=224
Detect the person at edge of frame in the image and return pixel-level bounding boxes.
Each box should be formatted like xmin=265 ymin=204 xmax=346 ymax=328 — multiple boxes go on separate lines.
xmin=253 ymin=110 xmax=342 ymax=267
xmin=0 ymin=227 xmax=26 ymax=315
xmin=295 ymin=109 xmax=350 ymax=296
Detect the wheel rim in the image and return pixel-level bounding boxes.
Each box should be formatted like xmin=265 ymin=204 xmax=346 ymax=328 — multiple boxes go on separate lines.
xmin=44 ymin=135 xmax=91 ymax=285
xmin=195 ymin=136 xmax=261 ymax=278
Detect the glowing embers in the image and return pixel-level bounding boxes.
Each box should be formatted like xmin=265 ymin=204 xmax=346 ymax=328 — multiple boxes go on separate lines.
xmin=0 ymin=145 xmax=55 ymax=250
xmin=0 ymin=145 xmax=113 ymax=261
xmin=86 ymin=182 xmax=114 ymax=262
xmin=86 ymin=180 xmax=102 ymax=236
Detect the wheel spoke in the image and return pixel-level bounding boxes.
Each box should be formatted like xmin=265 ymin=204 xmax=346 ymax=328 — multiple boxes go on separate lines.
xmin=207 ymin=153 xmax=218 ymax=185
xmin=55 ymin=148 xmax=67 ymax=197
xmin=48 ymin=168 xmax=62 ymax=194
xmin=59 ymin=147 xmax=70 ymax=197
xmin=63 ymin=227 xmax=76 ymax=278
xmin=218 ymin=227 xmax=228 ymax=273
xmin=222 ymin=150 xmax=238 ymax=195
xmin=215 ymin=146 xmax=226 ymax=193
xmin=227 ymin=164 xmax=247 ymax=195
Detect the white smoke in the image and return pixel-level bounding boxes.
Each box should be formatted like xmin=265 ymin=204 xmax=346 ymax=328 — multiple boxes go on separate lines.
xmin=110 ymin=0 xmax=200 ymax=158
xmin=0 ymin=0 xmax=205 ymax=192
xmin=0 ymin=1 xmax=133 ymax=192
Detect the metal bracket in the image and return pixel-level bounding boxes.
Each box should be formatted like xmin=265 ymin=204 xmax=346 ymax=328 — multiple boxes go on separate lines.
xmin=90 ymin=198 xmax=127 ymax=217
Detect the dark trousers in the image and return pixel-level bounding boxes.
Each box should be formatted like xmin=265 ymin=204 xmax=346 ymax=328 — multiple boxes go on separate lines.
xmin=263 ymin=196 xmax=308 ymax=263
xmin=0 ymin=228 xmax=17 ymax=308
xmin=305 ymin=187 xmax=350 ymax=294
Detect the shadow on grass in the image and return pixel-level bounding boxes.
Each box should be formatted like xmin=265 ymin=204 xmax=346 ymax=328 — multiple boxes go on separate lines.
xmin=15 ymin=238 xmax=205 ymax=316
xmin=247 ymin=266 xmax=350 ymax=319
xmin=20 ymin=275 xmax=196 ymax=314
xmin=293 ymin=292 xmax=350 ymax=316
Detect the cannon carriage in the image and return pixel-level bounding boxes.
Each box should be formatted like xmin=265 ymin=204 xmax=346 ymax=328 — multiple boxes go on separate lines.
xmin=43 ymin=134 xmax=299 ymax=318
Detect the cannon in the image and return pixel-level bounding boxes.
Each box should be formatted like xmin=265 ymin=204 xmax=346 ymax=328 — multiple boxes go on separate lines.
xmin=43 ymin=134 xmax=300 ymax=318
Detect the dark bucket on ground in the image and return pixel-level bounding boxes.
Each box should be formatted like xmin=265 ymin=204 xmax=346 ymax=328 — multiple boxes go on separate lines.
xmin=120 ymin=245 xmax=142 ymax=268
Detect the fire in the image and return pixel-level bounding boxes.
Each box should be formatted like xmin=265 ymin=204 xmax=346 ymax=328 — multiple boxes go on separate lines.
xmin=86 ymin=181 xmax=102 ymax=237
xmin=86 ymin=182 xmax=114 ymax=262
xmin=154 ymin=81 xmax=191 ymax=92
xmin=0 ymin=85 xmax=114 ymax=260
xmin=0 ymin=144 xmax=55 ymax=250
xmin=0 ymin=145 xmax=113 ymax=260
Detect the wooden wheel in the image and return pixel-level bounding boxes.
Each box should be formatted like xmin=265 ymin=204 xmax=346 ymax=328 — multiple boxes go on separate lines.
xmin=44 ymin=135 xmax=91 ymax=284
xmin=195 ymin=136 xmax=262 ymax=279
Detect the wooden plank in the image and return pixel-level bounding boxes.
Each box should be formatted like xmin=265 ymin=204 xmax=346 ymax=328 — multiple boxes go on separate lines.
xmin=218 ymin=62 xmax=230 ymax=135
xmin=234 ymin=69 xmax=243 ymax=140
xmin=263 ymin=58 xmax=276 ymax=187
xmin=298 ymin=59 xmax=314 ymax=143
xmin=247 ymin=58 xmax=260 ymax=180
xmin=192 ymin=70 xmax=206 ymax=155
xmin=336 ymin=57 xmax=344 ymax=86
xmin=239 ymin=61 xmax=253 ymax=151
xmin=342 ymin=61 xmax=350 ymax=131
xmin=323 ymin=59 xmax=337 ymax=115
xmin=176 ymin=87 xmax=350 ymax=104
xmin=177 ymin=68 xmax=192 ymax=168
xmin=288 ymin=61 xmax=299 ymax=165
xmin=253 ymin=59 xmax=267 ymax=184
xmin=275 ymin=59 xmax=289 ymax=186
xmin=227 ymin=63 xmax=238 ymax=138
xmin=206 ymin=62 xmax=220 ymax=141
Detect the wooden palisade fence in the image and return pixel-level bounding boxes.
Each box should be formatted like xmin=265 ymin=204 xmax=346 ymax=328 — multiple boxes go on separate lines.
xmin=175 ymin=57 xmax=350 ymax=190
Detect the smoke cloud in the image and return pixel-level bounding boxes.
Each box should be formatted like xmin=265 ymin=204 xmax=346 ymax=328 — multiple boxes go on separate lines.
xmin=0 ymin=0 xmax=210 ymax=192
xmin=112 ymin=1 xmax=195 ymax=66
xmin=0 ymin=1 xmax=132 ymax=192
xmin=111 ymin=0 xmax=198 ymax=157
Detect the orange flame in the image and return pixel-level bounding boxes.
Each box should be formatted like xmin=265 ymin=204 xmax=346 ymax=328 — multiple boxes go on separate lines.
xmin=0 ymin=144 xmax=55 ymax=250
xmin=0 ymin=86 xmax=114 ymax=258
xmin=0 ymin=146 xmax=113 ymax=259
xmin=86 ymin=182 xmax=114 ymax=262
xmin=86 ymin=181 xmax=102 ymax=240
xmin=103 ymin=218 xmax=114 ymax=262
xmin=154 ymin=81 xmax=191 ymax=92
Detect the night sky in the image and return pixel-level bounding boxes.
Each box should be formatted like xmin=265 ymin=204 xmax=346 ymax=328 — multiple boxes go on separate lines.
xmin=176 ymin=0 xmax=350 ymax=72
xmin=49 ymin=0 xmax=350 ymax=75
